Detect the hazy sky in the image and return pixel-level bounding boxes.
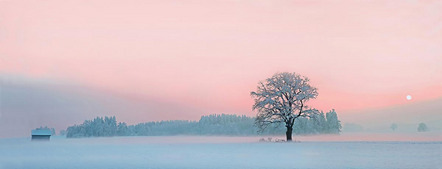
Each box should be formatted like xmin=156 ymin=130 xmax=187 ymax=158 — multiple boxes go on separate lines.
xmin=1 ymin=0 xmax=441 ymax=133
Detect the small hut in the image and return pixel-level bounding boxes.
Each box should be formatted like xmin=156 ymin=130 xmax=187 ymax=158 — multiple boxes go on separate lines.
xmin=31 ymin=129 xmax=52 ymax=141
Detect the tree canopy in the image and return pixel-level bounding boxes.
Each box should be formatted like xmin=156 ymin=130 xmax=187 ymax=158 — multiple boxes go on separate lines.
xmin=251 ymin=72 xmax=320 ymax=141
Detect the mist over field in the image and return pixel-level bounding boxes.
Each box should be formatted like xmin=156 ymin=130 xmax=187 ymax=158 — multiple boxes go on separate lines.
xmin=1 ymin=76 xmax=440 ymax=139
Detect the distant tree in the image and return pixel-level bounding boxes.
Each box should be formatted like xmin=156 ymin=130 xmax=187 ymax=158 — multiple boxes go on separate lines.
xmin=325 ymin=109 xmax=342 ymax=134
xmin=317 ymin=111 xmax=327 ymax=133
xmin=117 ymin=122 xmax=129 ymax=136
xmin=293 ymin=117 xmax=309 ymax=135
xmin=59 ymin=130 xmax=66 ymax=136
xmin=390 ymin=123 xmax=398 ymax=131
xmin=308 ymin=113 xmax=322 ymax=134
xmin=417 ymin=123 xmax=428 ymax=132
xmin=104 ymin=116 xmax=117 ymax=136
xmin=251 ymin=72 xmax=319 ymax=141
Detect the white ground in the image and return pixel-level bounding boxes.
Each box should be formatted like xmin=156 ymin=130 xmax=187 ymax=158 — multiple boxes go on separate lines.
xmin=0 ymin=135 xmax=441 ymax=169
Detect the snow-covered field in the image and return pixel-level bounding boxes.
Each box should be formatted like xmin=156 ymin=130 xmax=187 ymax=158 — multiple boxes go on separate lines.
xmin=1 ymin=135 xmax=441 ymax=169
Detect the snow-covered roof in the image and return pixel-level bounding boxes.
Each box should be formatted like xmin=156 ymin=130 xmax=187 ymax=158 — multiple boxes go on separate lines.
xmin=31 ymin=129 xmax=52 ymax=136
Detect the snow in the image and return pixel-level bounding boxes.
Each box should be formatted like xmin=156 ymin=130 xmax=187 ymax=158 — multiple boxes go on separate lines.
xmin=0 ymin=136 xmax=440 ymax=169
xmin=31 ymin=129 xmax=52 ymax=136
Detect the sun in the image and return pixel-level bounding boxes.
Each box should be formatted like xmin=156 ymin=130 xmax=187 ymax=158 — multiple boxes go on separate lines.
xmin=406 ymin=95 xmax=412 ymax=101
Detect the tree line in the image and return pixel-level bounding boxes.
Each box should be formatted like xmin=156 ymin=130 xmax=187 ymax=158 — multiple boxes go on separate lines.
xmin=66 ymin=111 xmax=341 ymax=138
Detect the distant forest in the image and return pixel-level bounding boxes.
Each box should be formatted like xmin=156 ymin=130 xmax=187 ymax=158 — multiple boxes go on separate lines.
xmin=66 ymin=111 xmax=341 ymax=138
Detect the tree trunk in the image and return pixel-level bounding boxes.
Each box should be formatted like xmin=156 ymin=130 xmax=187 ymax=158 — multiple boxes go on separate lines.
xmin=286 ymin=126 xmax=293 ymax=141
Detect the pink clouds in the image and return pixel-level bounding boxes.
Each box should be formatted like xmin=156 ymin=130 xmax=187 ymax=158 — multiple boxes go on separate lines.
xmin=1 ymin=0 xmax=441 ymax=119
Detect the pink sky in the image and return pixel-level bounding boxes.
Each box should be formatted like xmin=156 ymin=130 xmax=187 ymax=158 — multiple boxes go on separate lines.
xmin=1 ymin=0 xmax=441 ymax=121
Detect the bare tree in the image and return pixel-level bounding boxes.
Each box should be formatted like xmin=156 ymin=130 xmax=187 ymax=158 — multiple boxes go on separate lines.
xmin=251 ymin=72 xmax=318 ymax=141
xmin=390 ymin=123 xmax=398 ymax=131
xmin=417 ymin=123 xmax=428 ymax=132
